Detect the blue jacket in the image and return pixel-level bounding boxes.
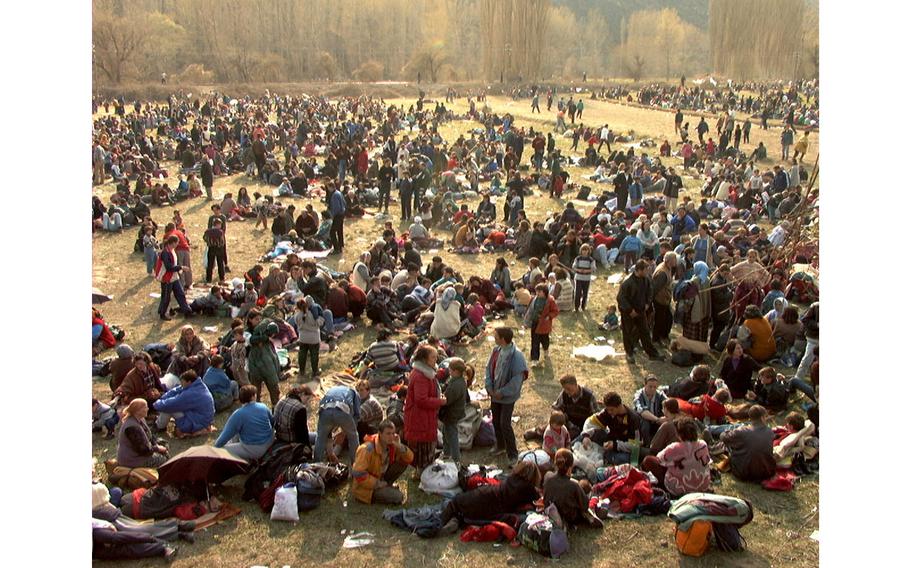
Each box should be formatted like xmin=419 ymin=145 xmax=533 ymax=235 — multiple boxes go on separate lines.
xmin=215 ymin=402 xmax=275 ymax=447
xmin=484 ymin=345 xmax=528 ymax=405
xmin=319 ymin=386 xmax=361 ymax=421
xmin=330 ymin=191 xmax=347 ymax=217
xmin=153 ymin=379 xmax=215 ymax=433
xmin=202 ymin=367 xmax=233 ymax=399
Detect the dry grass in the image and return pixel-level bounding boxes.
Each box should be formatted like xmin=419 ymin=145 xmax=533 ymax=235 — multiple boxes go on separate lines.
xmin=92 ymin=95 xmax=818 ymax=567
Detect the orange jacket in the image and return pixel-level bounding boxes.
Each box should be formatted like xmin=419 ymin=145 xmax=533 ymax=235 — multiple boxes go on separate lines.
xmin=743 ymin=317 xmax=776 ymax=362
xmin=351 ymin=434 xmax=414 ymax=504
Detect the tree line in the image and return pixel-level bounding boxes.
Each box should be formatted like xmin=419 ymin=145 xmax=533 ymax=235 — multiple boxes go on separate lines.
xmin=92 ymin=0 xmax=818 ymax=85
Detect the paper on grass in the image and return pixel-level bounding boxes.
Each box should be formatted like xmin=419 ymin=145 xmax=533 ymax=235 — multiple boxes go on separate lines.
xmin=573 ymin=344 xmax=620 ymax=362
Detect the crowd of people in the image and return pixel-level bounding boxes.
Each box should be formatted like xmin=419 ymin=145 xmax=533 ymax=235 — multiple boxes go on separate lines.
xmin=91 ymin=84 xmax=819 ymax=561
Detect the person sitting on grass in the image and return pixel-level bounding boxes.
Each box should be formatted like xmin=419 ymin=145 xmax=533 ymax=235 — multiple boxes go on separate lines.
xmin=525 ymin=374 xmax=598 ymax=442
xmin=116 ymin=399 xmax=169 ymax=469
xmin=720 ymin=404 xmax=776 ymax=482
xmin=214 ymin=385 xmax=275 ymax=461
xmin=152 ymin=370 xmax=215 ymax=437
xmin=641 ymin=417 xmax=711 ymax=497
xmin=273 ymin=384 xmax=316 ymax=446
xmin=543 ymin=448 xmax=603 ymax=528
xmin=580 ymin=391 xmax=643 ymax=465
xmin=633 ymin=375 xmax=668 ymax=446
xmin=542 ymin=411 xmax=572 ymax=460
xmin=352 ymin=420 xmax=415 ymax=505
xmin=202 ymin=355 xmax=239 ymax=413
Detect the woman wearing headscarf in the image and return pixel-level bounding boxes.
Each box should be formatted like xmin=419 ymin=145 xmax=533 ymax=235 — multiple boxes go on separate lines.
xmin=115 ymin=352 xmax=165 ymax=407
xmin=490 ymin=257 xmax=513 ymax=298
xmin=737 ymin=304 xmax=776 ymax=362
xmin=430 ymin=286 xmax=462 ymax=340
xmin=351 ymin=252 xmax=371 ymax=291
xmin=167 ymin=325 xmax=210 ymax=377
xmin=258 ymin=265 xmax=289 ymax=298
xmin=679 ymin=261 xmax=713 ymax=343
xmin=109 ymin=344 xmax=136 ymax=393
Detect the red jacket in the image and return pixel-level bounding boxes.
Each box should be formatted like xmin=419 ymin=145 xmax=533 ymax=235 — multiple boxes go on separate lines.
xmin=533 ymin=295 xmax=559 ymax=334
xmin=403 ymin=366 xmax=444 ymax=443
xmin=92 ymin=315 xmax=117 ymax=348
xmin=165 ymin=229 xmax=190 ymax=252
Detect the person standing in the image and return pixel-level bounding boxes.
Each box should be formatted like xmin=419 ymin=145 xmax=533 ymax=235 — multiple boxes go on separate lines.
xmin=743 ymin=118 xmax=752 ymax=144
xmin=781 ymin=125 xmax=794 ymax=161
xmin=200 ymin=154 xmax=214 ymax=201
xmin=663 ymin=167 xmax=683 ymax=212
xmin=403 ymin=345 xmax=446 ymax=473
xmin=202 ymin=219 xmax=226 ymax=283
xmin=164 ymin=222 xmax=193 ymax=290
xmin=616 ymin=260 xmax=663 ymax=364
xmin=709 ymin=264 xmax=734 ymax=350
xmin=524 ymin=283 xmax=559 ymax=368
xmin=674 ymin=109 xmax=683 ymax=135
xmin=571 ymin=244 xmax=596 ymax=311
xmin=154 ymin=235 xmax=192 ymax=321
xmin=651 ymin=251 xmax=677 ymax=345
xmin=377 ymin=158 xmax=395 ymax=215
xmin=439 ymin=358 xmax=468 ymax=462
xmin=329 ymin=185 xmax=347 ymax=253
xmin=530 ymin=93 xmax=540 ymax=113
xmin=398 ymin=172 xmax=413 ymax=221
xmin=248 ymin=322 xmax=282 ymax=408
xmin=484 ymin=327 xmax=529 ymax=464
xmin=614 ymin=163 xmax=631 ymax=212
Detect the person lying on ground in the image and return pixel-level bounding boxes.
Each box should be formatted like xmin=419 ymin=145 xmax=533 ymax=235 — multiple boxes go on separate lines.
xmin=438 ymin=459 xmax=541 ymax=535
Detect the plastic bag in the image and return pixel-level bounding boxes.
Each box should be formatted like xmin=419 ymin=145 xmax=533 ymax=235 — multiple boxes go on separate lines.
xmin=270 ymin=483 xmax=299 ymax=522
xmin=418 ymin=460 xmax=460 ymax=495
xmin=517 ymin=449 xmax=551 ymax=467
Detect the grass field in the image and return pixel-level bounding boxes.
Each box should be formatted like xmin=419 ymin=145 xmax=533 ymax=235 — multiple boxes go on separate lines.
xmin=92 ymin=92 xmax=818 ymax=567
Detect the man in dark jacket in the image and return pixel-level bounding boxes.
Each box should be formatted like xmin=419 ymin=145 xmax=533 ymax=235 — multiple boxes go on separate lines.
xmin=200 ymin=156 xmax=214 ymax=200
xmin=613 ymin=164 xmax=632 ymax=212
xmin=616 ymin=260 xmax=663 ymax=364
xmin=709 ymin=264 xmax=734 ymax=349
xmin=663 ymin=167 xmax=683 ymax=212
xmin=528 ymin=223 xmax=552 ymax=260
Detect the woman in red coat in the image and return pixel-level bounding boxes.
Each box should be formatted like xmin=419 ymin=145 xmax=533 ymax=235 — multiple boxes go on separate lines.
xmin=356 ymin=146 xmax=369 ymax=181
xmin=523 ymin=283 xmax=559 ymax=366
xmin=404 ymin=345 xmax=446 ymax=472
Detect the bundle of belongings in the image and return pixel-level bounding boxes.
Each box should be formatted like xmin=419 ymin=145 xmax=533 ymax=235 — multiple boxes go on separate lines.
xmin=586 ymin=464 xmax=671 ymax=519
xmin=668 ymin=493 xmax=754 ymax=557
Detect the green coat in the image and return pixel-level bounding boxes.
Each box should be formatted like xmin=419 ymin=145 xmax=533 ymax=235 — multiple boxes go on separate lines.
xmin=248 ymin=322 xmax=281 ymax=383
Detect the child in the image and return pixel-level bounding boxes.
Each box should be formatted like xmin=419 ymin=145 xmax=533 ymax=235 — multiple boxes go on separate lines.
xmin=203 ymin=354 xmax=240 ymax=412
xmin=229 ymin=326 xmax=250 ymax=386
xmin=618 ymin=231 xmax=642 ymax=273
xmin=190 ymin=285 xmax=227 ymax=316
xmin=463 ymin=293 xmax=486 ymax=338
xmin=439 ymin=358 xmax=468 ymax=462
xmin=542 ymin=411 xmax=572 ymax=459
xmin=293 ymin=297 xmax=324 ymax=380
xmin=142 ymin=226 xmax=159 ymax=276
xmin=92 ymin=398 xmax=119 ymax=439
xmin=512 ymin=281 xmax=533 ymax=317
xmin=600 ymin=305 xmax=620 ymax=331
xmin=571 ymin=244 xmax=596 ymax=311
xmin=238 ymin=282 xmax=259 ymax=318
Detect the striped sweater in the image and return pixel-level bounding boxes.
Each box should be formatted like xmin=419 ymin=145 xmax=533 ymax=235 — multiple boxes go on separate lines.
xmin=572 ymin=255 xmax=596 ymax=282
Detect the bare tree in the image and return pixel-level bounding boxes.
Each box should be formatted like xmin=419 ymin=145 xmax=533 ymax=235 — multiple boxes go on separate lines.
xmin=92 ymin=12 xmax=145 ymax=83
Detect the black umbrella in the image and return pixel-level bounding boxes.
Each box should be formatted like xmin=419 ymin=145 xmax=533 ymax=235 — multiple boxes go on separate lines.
xmin=92 ymin=287 xmax=113 ymax=304
xmin=157 ymin=446 xmax=249 ymax=486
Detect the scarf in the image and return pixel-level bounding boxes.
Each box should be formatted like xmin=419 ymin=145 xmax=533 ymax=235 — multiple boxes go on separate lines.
xmin=493 ymin=343 xmax=517 ymax=391
xmin=526 ymin=295 xmax=547 ymax=326
xmin=412 ymin=361 xmax=439 ymax=390
xmin=439 ymin=287 xmax=457 ymax=311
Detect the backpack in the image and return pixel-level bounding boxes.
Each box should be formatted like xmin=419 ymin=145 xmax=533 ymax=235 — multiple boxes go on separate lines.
xmin=517 ymin=504 xmax=569 ymax=559
xmin=713 ymin=522 xmax=747 ymax=552
xmin=675 ymin=519 xmax=712 ymax=557
xmin=294 ymin=468 xmax=325 ymax=512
